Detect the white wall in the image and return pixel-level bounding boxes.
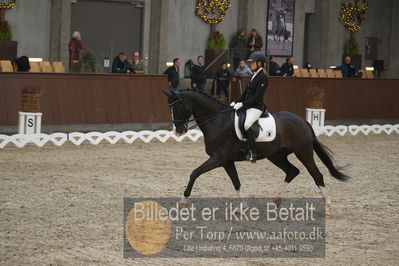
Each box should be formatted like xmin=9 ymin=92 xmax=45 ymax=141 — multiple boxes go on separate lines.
xmin=166 ymin=0 xmax=239 ymax=74
xmin=165 ymin=0 xmax=307 ymax=75
xmin=5 ymin=0 xmax=51 ymax=60
xmin=305 ymin=0 xmax=399 ymax=78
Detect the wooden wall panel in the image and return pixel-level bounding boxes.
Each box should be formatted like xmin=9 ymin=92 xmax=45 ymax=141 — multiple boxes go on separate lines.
xmin=0 ymin=73 xmax=170 ymax=125
xmin=1 ymin=73 xmax=398 ymax=126
xmin=231 ymin=77 xmax=399 ymax=120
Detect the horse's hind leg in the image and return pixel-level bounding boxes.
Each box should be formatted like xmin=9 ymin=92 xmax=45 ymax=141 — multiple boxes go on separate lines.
xmin=223 ymin=161 xmax=247 ymax=208
xmin=294 ymin=150 xmax=332 ymax=216
xmin=268 ymin=153 xmax=300 ymax=207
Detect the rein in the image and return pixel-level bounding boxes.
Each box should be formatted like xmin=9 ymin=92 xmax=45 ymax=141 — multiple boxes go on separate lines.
xmin=186 ymin=108 xmax=234 ymax=130
xmin=169 ymin=98 xmax=234 ymax=131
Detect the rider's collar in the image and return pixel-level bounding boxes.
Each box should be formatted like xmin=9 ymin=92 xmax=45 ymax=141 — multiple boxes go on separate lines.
xmin=251 ymin=68 xmax=263 ymax=81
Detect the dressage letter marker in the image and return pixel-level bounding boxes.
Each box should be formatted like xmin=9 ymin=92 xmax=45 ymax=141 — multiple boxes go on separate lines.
xmin=18 ymin=112 xmax=42 ymax=135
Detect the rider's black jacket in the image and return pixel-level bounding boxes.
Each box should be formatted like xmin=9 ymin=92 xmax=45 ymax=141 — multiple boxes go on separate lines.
xmin=235 ymin=69 xmax=268 ymax=111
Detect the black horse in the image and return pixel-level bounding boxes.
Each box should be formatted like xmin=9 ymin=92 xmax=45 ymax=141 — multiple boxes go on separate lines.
xmin=163 ymin=89 xmax=348 ymax=215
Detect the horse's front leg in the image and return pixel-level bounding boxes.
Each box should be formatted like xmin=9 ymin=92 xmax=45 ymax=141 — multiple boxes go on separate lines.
xmin=223 ymin=161 xmax=247 ymax=208
xmin=180 ymin=156 xmax=222 ymax=205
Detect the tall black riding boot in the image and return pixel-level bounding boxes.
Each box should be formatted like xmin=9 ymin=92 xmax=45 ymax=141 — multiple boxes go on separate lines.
xmin=244 ymin=129 xmax=257 ymax=163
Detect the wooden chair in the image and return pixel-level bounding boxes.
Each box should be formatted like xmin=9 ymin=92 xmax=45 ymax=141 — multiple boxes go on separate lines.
xmin=364 ymin=70 xmax=374 ymax=79
xmin=0 ymin=60 xmax=14 ymax=72
xmin=52 ymin=61 xmax=65 ymax=73
xmin=309 ymin=69 xmax=319 ymax=78
xmin=334 ymin=70 xmax=343 ymax=78
xmin=325 ymin=69 xmax=336 ymax=78
xmin=293 ymin=69 xmax=302 ymax=77
xmin=318 ymin=69 xmax=328 ymax=78
xmin=40 ymin=61 xmax=53 ymax=73
xmin=300 ymin=68 xmax=310 ymax=78
xmin=29 ymin=62 xmax=41 ymax=72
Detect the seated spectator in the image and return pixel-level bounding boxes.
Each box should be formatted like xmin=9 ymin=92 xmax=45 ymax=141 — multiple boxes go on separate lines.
xmin=269 ymin=55 xmax=281 ymax=76
xmin=336 ymin=56 xmax=359 ymax=78
xmin=13 ymin=56 xmax=30 ymax=72
xmin=112 ymin=52 xmax=132 ymax=73
xmin=215 ymin=63 xmax=231 ymax=97
xmin=163 ymin=58 xmax=181 ymax=91
xmin=281 ymin=57 xmax=294 ymax=77
xmin=235 ymin=60 xmax=252 ymax=77
xmin=131 ymin=51 xmax=145 ymax=74
xmin=191 ymin=56 xmax=206 ymax=91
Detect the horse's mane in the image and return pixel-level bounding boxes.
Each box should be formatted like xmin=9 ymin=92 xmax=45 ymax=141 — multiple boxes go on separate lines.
xmin=179 ymin=88 xmax=229 ymax=109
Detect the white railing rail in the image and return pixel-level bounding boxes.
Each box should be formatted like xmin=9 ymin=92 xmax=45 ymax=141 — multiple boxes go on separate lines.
xmin=0 ymin=124 xmax=398 ymax=148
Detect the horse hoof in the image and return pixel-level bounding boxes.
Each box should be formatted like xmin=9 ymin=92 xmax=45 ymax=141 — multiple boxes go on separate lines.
xmin=178 ymin=202 xmax=188 ymax=208
xmin=274 ymin=197 xmax=282 ymax=207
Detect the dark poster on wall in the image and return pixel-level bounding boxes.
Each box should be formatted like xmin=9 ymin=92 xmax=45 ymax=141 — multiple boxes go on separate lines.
xmin=266 ymin=0 xmax=295 ymax=57
xmin=365 ymin=37 xmax=378 ymax=60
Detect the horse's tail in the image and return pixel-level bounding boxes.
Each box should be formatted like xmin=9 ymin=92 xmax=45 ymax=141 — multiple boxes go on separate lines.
xmin=307 ymin=122 xmax=350 ymax=181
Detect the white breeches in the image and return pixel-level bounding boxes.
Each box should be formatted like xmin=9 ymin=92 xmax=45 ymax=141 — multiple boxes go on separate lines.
xmin=244 ymin=108 xmax=263 ymax=131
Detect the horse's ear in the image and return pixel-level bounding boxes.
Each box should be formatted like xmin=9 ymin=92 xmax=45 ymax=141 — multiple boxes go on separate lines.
xmin=161 ymin=89 xmax=171 ymax=97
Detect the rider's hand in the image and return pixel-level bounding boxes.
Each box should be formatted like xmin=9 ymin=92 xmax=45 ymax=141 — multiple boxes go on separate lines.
xmin=234 ymin=102 xmax=243 ymax=110
xmin=230 ymin=102 xmax=236 ymax=107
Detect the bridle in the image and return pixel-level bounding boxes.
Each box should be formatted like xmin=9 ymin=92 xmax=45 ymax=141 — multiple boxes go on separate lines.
xmin=169 ymin=98 xmax=192 ymax=130
xmin=169 ymin=96 xmax=234 ymax=131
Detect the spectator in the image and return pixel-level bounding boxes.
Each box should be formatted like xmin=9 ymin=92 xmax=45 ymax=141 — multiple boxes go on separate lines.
xmin=112 ymin=52 xmax=132 ymax=73
xmin=247 ymin=28 xmax=263 ymax=56
xmin=281 ymin=57 xmax=294 ymax=77
xmin=235 ymin=60 xmax=252 ymax=77
xmin=269 ymin=55 xmax=281 ymax=76
xmin=230 ymin=28 xmax=247 ymax=70
xmin=163 ymin=58 xmax=181 ymax=91
xmin=131 ymin=51 xmax=145 ymax=74
xmin=336 ymin=56 xmax=359 ymax=78
xmin=191 ymin=56 xmax=206 ymax=91
xmin=215 ymin=63 xmax=231 ymax=97
xmin=68 ymin=31 xmax=87 ymax=72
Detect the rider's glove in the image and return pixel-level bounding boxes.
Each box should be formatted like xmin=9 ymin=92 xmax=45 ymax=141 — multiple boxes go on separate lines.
xmin=233 ymin=102 xmax=243 ymax=110
xmin=230 ymin=102 xmax=236 ymax=107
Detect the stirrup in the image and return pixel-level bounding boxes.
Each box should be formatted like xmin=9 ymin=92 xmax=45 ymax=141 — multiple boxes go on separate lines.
xmin=245 ymin=150 xmax=257 ymax=163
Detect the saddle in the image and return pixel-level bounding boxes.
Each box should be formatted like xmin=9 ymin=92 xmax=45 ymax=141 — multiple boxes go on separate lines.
xmin=237 ymin=108 xmax=269 ymax=139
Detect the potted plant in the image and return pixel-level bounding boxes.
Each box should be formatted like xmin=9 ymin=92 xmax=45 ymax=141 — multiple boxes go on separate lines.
xmin=205 ymin=30 xmax=229 ymax=78
xmin=0 ymin=19 xmax=12 ymax=40
xmin=0 ymin=12 xmax=17 ymax=60
xmin=81 ymin=49 xmax=97 ymax=73
xmin=21 ymin=85 xmax=42 ymax=112
xmin=208 ymin=30 xmax=226 ymax=50
xmin=307 ymin=86 xmax=325 ymax=109
xmin=343 ymin=37 xmax=362 ymax=69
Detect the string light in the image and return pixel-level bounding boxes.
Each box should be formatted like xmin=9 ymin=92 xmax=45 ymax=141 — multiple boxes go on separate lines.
xmin=338 ymin=0 xmax=368 ymax=32
xmin=0 ymin=0 xmax=18 ymax=9
xmin=195 ymin=0 xmax=232 ymax=24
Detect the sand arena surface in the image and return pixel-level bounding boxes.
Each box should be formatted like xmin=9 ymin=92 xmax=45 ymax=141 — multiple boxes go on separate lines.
xmin=0 ymin=134 xmax=398 ymax=265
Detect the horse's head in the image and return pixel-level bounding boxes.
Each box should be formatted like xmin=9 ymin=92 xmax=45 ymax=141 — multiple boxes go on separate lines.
xmin=162 ymin=90 xmax=193 ymax=136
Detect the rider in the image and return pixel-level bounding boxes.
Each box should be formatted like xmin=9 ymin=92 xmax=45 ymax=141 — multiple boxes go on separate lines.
xmin=230 ymin=51 xmax=268 ymax=163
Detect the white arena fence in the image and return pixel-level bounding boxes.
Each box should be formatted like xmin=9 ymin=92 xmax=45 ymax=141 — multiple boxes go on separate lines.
xmin=0 ymin=125 xmax=398 ymax=148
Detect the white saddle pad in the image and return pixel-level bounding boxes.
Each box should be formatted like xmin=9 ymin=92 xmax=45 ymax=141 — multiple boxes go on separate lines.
xmin=234 ymin=112 xmax=277 ymax=142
